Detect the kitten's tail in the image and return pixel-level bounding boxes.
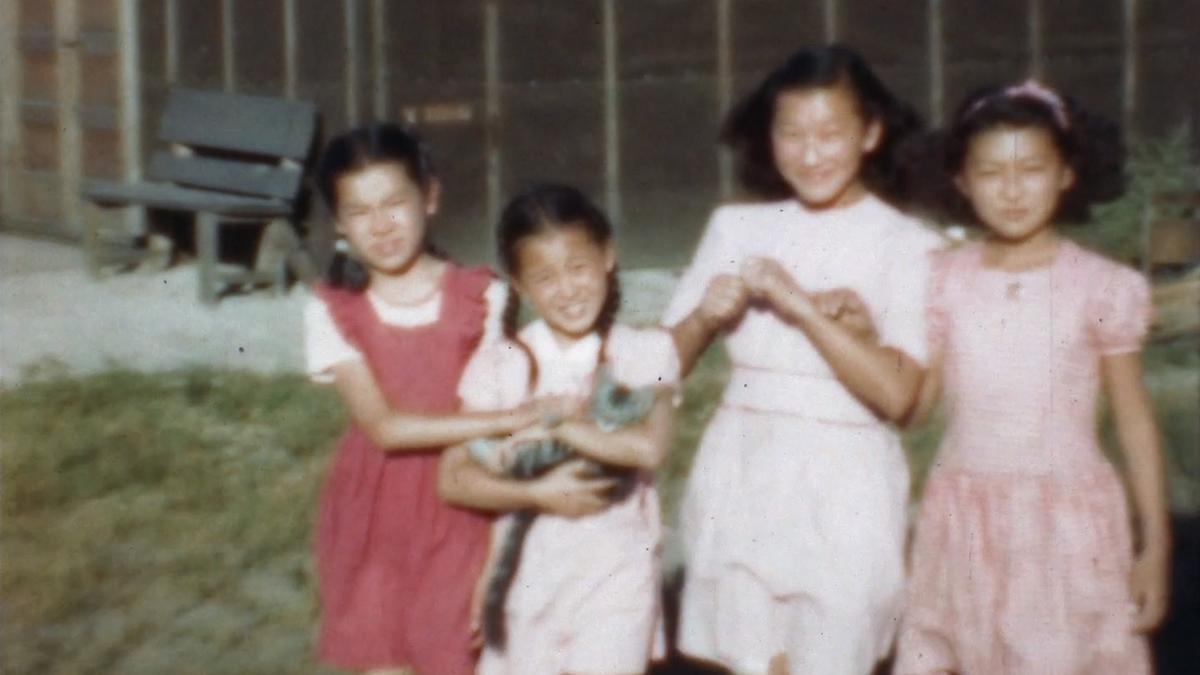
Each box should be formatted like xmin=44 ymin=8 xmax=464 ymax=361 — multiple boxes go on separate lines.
xmin=483 ymin=510 xmax=537 ymax=651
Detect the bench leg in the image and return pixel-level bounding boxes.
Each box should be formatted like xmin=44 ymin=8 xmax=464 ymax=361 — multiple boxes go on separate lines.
xmin=196 ymin=211 xmax=220 ymax=305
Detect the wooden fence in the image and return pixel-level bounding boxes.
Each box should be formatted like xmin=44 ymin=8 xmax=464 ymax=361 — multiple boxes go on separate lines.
xmin=2 ymin=0 xmax=1197 ymax=267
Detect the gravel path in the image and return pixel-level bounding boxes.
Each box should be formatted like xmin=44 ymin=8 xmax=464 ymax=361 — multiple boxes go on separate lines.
xmin=0 ymin=235 xmax=680 ymax=386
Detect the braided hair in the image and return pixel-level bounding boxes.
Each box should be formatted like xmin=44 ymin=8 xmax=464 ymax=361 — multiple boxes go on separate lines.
xmin=496 ymin=184 xmax=621 ymax=385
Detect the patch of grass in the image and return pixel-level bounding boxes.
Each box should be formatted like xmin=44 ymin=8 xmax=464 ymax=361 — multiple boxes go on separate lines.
xmin=1 ymin=368 xmax=345 ymax=675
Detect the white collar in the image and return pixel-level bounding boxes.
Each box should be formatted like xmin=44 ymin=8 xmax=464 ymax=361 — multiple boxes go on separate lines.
xmin=520 ymin=319 xmax=602 ymax=374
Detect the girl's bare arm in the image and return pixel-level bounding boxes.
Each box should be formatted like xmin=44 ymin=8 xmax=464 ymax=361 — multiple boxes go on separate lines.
xmin=438 ymin=445 xmax=614 ymax=516
xmin=670 ymin=274 xmax=749 ymax=377
xmin=1103 ymin=352 xmax=1171 ymax=632
xmin=331 ymin=359 xmax=536 ymax=451
xmin=744 ymin=258 xmax=923 ymax=423
xmin=550 ymin=390 xmax=676 ymax=471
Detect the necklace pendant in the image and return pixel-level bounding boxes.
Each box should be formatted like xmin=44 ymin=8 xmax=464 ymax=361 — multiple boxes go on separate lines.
xmin=1006 ymin=281 xmax=1021 ymax=300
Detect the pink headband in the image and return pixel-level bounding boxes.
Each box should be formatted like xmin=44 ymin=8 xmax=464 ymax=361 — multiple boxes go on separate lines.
xmin=965 ymin=79 xmax=1070 ymax=130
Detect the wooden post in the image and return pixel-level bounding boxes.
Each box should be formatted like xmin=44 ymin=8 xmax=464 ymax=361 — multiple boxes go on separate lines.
xmin=371 ymin=0 xmax=387 ymax=121
xmin=716 ymin=0 xmax=732 ymax=199
xmin=1028 ymin=0 xmax=1043 ymax=78
xmin=282 ymin=0 xmax=297 ymax=99
xmin=197 ymin=210 xmax=219 ymax=304
xmin=484 ymin=0 xmax=500 ymax=227
xmin=344 ymin=0 xmax=360 ymax=125
xmin=221 ymin=0 xmax=235 ymax=91
xmin=117 ymin=0 xmax=143 ymax=236
xmin=56 ymin=0 xmax=83 ymax=240
xmin=823 ymin=0 xmax=839 ymax=41
xmin=602 ymin=0 xmax=620 ymax=224
xmin=1122 ymin=0 xmax=1139 ymax=136
xmin=0 ymin=0 xmax=21 ymax=225
xmin=165 ymin=0 xmax=178 ymax=84
xmin=928 ymin=0 xmax=944 ymax=125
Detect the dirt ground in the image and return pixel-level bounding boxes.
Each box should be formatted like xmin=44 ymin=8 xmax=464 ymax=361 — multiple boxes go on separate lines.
xmin=0 ymin=234 xmax=680 ymax=386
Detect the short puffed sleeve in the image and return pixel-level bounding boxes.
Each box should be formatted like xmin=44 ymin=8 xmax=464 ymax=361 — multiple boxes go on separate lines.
xmin=1089 ymin=262 xmax=1153 ymax=355
xmin=303 ymin=295 xmax=362 ymax=383
xmin=605 ymin=325 xmax=681 ymax=390
xmin=480 ymin=279 xmax=509 ymax=346
xmin=457 ymin=339 xmax=533 ymax=412
xmin=874 ymin=226 xmax=944 ymax=366
xmin=661 ymin=207 xmax=741 ymax=327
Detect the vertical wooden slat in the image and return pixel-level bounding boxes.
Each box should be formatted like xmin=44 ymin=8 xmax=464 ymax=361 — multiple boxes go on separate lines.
xmin=602 ymin=0 xmax=620 ymax=223
xmin=165 ymin=0 xmax=178 ymax=84
xmin=343 ymin=0 xmax=360 ymax=125
xmin=0 ymin=0 xmax=21 ymax=224
xmin=928 ymin=0 xmax=944 ymax=125
xmin=282 ymin=0 xmax=296 ymax=99
xmin=484 ymin=0 xmax=500 ymax=226
xmin=1028 ymin=0 xmax=1043 ymax=78
xmin=56 ymin=0 xmax=82 ymax=236
xmin=1122 ymin=0 xmax=1139 ymax=135
xmin=824 ymin=0 xmax=839 ymax=41
xmin=716 ymin=0 xmax=732 ymax=199
xmin=117 ymin=0 xmax=143 ymax=234
xmin=221 ymin=0 xmax=235 ymax=91
xmin=370 ymin=0 xmax=387 ymax=121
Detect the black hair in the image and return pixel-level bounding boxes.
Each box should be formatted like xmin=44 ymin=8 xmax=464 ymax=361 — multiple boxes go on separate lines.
xmin=313 ymin=123 xmax=437 ymax=291
xmin=721 ymin=43 xmax=924 ymax=204
xmin=935 ymin=83 xmax=1125 ymax=225
xmin=496 ymin=184 xmax=621 ymax=347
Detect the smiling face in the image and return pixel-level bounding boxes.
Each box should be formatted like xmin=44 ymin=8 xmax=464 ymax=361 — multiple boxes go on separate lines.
xmin=770 ymin=84 xmax=882 ymax=209
xmin=334 ymin=162 xmax=439 ymax=276
xmin=956 ymin=125 xmax=1074 ymax=242
xmin=512 ymin=226 xmax=615 ymax=344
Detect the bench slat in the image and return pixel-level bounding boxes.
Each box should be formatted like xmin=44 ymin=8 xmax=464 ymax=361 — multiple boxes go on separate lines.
xmin=148 ymin=152 xmax=302 ymax=200
xmin=83 ymin=180 xmax=292 ymax=217
xmin=157 ymin=89 xmax=316 ymax=159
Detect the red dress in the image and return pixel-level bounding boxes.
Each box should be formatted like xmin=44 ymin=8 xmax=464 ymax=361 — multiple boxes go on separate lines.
xmin=314 ymin=264 xmax=492 ymax=673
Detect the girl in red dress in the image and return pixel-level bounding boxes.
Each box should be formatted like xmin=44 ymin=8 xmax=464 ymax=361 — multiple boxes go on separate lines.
xmin=305 ymin=124 xmax=607 ymax=675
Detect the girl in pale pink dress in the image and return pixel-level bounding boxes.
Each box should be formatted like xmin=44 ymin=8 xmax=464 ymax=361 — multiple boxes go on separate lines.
xmin=439 ymin=184 xmax=678 ymax=675
xmin=894 ymin=81 xmax=1171 ymax=674
xmin=665 ymin=45 xmax=942 ymax=674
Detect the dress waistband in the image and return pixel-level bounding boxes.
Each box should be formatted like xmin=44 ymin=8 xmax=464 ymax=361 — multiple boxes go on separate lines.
xmin=722 ymin=365 xmax=881 ymax=426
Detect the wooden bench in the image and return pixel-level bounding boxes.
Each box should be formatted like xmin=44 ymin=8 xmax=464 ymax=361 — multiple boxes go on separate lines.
xmin=83 ymin=88 xmax=318 ymax=304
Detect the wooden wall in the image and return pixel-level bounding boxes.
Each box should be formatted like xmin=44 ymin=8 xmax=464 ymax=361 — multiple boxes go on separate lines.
xmin=1 ymin=0 xmax=1197 ymax=267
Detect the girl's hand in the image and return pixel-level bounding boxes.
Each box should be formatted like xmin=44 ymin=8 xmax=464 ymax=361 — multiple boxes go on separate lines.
xmin=696 ymin=274 xmax=750 ymax=330
xmin=741 ymin=257 xmax=815 ymax=320
xmin=532 ymin=394 xmax=587 ymax=425
xmin=528 ymin=459 xmax=615 ymax=518
xmin=812 ymin=288 xmax=878 ymax=341
xmin=1130 ymin=545 xmax=1170 ymax=632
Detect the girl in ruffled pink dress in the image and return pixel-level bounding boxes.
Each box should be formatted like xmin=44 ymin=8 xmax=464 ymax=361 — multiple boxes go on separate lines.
xmin=305 ymin=126 xmax=606 ymax=675
xmin=665 ymin=45 xmax=942 ymax=674
xmin=894 ymin=81 xmax=1171 ymax=674
xmin=439 ymin=184 xmax=678 ymax=675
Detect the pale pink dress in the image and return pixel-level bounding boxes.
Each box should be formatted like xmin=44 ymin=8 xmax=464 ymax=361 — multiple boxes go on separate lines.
xmin=457 ymin=320 xmax=679 ymax=675
xmin=663 ymin=195 xmax=943 ymax=674
xmin=894 ymin=239 xmax=1153 ymax=674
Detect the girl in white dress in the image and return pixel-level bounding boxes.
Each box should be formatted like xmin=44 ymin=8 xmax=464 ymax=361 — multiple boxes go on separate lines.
xmin=666 ymin=44 xmax=943 ymax=675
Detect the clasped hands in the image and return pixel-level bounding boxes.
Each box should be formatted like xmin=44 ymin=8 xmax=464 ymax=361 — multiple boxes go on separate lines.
xmin=696 ymin=256 xmax=877 ymax=340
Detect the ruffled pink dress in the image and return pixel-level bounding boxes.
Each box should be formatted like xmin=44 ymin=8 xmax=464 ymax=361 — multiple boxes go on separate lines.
xmin=458 ymin=320 xmax=680 ymax=675
xmin=664 ymin=196 xmax=943 ymax=674
xmin=895 ymin=240 xmax=1153 ymax=674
